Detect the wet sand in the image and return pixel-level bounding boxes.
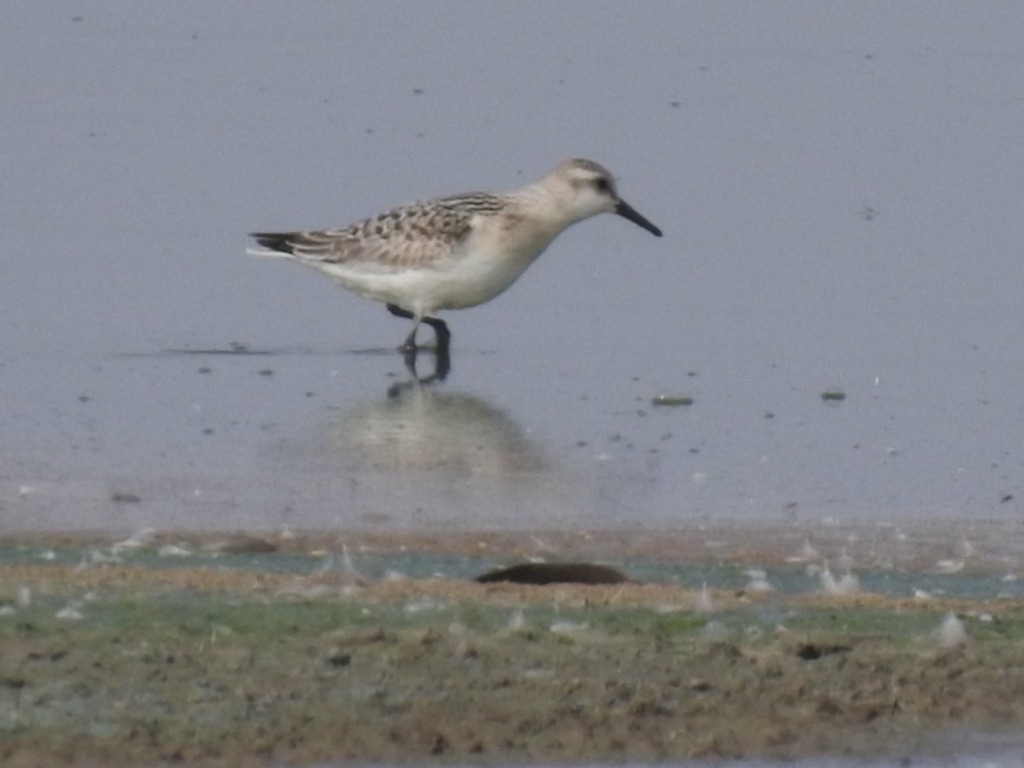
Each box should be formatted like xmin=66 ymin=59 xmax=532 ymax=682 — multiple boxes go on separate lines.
xmin=1 ymin=527 xmax=1023 ymax=766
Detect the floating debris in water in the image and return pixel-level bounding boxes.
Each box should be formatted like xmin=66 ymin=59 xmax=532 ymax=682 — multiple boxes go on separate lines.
xmin=786 ymin=538 xmax=819 ymax=564
xmin=157 ymin=544 xmax=192 ymax=558
xmin=820 ymin=389 xmax=847 ymax=402
xmin=937 ymin=612 xmax=968 ymax=648
xmin=339 ymin=544 xmax=368 ymax=587
xmin=549 ymin=620 xmax=589 ymax=634
xmin=693 ymin=582 xmax=714 ymax=613
xmin=743 ymin=568 xmax=775 ymax=593
xmin=112 ymin=528 xmax=158 ymax=552
xmin=309 ymin=546 xmax=370 ymax=590
xmin=651 ymin=394 xmax=694 ymax=407
xmin=836 ymin=547 xmax=855 ymax=572
xmin=956 ymin=534 xmax=978 ymax=558
xmin=842 ymin=569 xmax=867 ymax=592
xmin=88 ymin=549 xmax=122 ymax=565
xmin=819 ymin=563 xmax=860 ymax=595
xmin=475 ymin=562 xmax=629 ymax=585
xmin=56 ymin=604 xmax=84 ymax=621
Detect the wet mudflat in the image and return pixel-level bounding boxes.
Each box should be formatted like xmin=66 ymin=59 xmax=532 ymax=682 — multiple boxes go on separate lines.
xmin=1 ymin=529 xmax=1023 ymax=766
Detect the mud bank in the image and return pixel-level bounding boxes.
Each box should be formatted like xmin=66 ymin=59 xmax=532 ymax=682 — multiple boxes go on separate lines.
xmin=0 ymin=531 xmax=1023 ymax=766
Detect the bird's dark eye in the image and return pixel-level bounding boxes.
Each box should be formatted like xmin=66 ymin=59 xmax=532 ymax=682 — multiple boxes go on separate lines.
xmin=594 ymin=177 xmax=611 ymax=193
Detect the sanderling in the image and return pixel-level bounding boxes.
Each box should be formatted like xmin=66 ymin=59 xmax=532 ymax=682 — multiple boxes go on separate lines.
xmin=249 ymin=158 xmax=662 ymax=351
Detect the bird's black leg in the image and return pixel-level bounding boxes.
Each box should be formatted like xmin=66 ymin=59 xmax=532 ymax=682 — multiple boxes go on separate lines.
xmin=389 ymin=323 xmax=450 ymax=396
xmin=387 ymin=304 xmax=450 ymax=353
xmin=387 ymin=304 xmax=420 ymax=352
xmin=427 ymin=320 xmax=450 ymax=381
xmin=387 ymin=303 xmax=414 ymax=320
xmin=422 ymin=316 xmax=451 ymax=349
xmin=400 ymin=325 xmax=420 ymax=353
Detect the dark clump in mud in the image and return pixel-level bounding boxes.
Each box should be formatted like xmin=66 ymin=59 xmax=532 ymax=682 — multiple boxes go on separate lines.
xmin=476 ymin=561 xmax=629 ymax=584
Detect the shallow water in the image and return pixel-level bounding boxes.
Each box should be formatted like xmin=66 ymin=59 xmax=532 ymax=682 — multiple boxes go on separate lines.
xmin=5 ymin=338 xmax=1024 ymax=536
xmin=4 ymin=3 xmax=1024 ymax=538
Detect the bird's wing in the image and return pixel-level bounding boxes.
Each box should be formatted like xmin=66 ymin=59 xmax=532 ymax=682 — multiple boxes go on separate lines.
xmin=249 ymin=194 xmax=504 ymax=271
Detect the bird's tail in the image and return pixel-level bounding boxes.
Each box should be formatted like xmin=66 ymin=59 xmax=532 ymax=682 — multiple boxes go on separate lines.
xmin=246 ymin=232 xmax=299 ymax=258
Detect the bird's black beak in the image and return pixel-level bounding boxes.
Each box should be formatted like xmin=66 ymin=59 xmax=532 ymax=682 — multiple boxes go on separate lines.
xmin=615 ymin=200 xmax=662 ymax=237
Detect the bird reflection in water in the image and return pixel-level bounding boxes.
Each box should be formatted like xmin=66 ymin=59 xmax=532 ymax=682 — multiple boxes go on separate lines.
xmin=391 ymin=330 xmax=451 ymax=398
xmin=317 ymin=352 xmax=591 ymax=529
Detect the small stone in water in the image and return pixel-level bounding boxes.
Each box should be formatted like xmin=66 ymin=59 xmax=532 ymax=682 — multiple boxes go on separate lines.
xmin=651 ymin=394 xmax=693 ymax=407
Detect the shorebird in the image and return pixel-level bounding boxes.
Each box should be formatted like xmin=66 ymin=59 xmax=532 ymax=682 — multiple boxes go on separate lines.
xmin=248 ymin=158 xmax=662 ymax=352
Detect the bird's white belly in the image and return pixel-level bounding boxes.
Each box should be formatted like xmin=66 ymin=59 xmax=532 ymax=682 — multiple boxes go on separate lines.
xmin=429 ymin=248 xmax=538 ymax=309
xmin=318 ymin=241 xmax=546 ymax=315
